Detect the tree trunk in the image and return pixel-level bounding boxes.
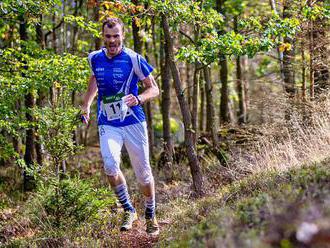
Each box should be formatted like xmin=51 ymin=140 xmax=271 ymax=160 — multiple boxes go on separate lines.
xmin=160 ymin=32 xmax=173 ymax=180
xmin=187 ymin=64 xmax=192 ymax=107
xmin=216 ymin=0 xmax=230 ymax=123
xmin=220 ymin=56 xmax=229 ymax=123
xmin=199 ymin=76 xmax=206 ymax=132
xmin=132 ymin=0 xmax=142 ymax=54
xmin=192 ymin=66 xmax=199 ymax=145
xmin=309 ymin=12 xmax=315 ymax=99
xmin=301 ymin=40 xmax=306 ymax=100
xmin=151 ymin=16 xmax=159 ymax=68
xmin=269 ymin=0 xmax=284 ymax=79
xmin=234 ymin=16 xmax=246 ymax=124
xmin=20 ymin=14 xmax=36 ymax=191
xmin=72 ymin=0 xmax=84 ymax=52
xmin=236 ymin=56 xmax=246 ymax=124
xmin=242 ymin=56 xmax=249 ymax=122
xmin=312 ymin=5 xmax=329 ymax=96
xmin=35 ymin=14 xmax=45 ymax=166
xmin=282 ymin=2 xmax=296 ymax=97
xmin=204 ymin=67 xmax=219 ymax=146
xmin=162 ymin=14 xmax=204 ymax=196
xmin=191 ymin=26 xmax=201 ymax=145
xmin=144 ymin=23 xmax=154 ymax=159
xmin=52 ymin=14 xmax=57 ymax=52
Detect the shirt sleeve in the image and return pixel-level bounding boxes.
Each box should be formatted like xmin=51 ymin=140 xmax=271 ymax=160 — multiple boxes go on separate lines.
xmin=137 ymin=55 xmax=154 ymax=81
xmin=87 ymin=52 xmax=95 ymax=76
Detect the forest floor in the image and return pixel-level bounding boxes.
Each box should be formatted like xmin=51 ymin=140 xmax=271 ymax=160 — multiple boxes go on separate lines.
xmin=1 ymin=121 xmax=330 ymax=247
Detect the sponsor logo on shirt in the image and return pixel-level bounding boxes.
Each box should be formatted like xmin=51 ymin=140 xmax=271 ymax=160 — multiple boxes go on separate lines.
xmin=113 ymin=79 xmax=124 ymax=85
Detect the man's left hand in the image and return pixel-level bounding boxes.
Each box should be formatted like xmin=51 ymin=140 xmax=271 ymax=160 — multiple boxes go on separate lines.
xmin=124 ymin=94 xmax=139 ymax=107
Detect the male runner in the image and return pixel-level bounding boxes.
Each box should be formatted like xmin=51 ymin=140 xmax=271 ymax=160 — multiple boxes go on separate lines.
xmin=81 ymin=17 xmax=160 ymax=236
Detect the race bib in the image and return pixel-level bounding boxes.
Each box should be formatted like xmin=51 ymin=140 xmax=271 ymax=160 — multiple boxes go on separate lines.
xmin=102 ymin=93 xmax=132 ymax=121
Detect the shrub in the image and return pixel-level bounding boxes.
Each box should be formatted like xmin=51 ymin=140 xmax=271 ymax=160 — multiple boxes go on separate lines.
xmin=27 ymin=177 xmax=116 ymax=229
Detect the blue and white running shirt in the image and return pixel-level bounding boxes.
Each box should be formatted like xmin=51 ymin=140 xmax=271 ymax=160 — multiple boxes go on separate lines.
xmin=88 ymin=47 xmax=154 ymax=127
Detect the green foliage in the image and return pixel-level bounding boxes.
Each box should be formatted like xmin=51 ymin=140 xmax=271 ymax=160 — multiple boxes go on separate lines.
xmin=34 ymin=106 xmax=82 ymax=166
xmin=0 ymin=135 xmax=17 ymax=161
xmin=0 ymin=45 xmax=89 ymax=168
xmin=302 ymin=4 xmax=330 ymax=20
xmin=64 ymin=15 xmax=100 ymax=38
xmin=0 ymin=0 xmax=60 ymax=21
xmin=236 ymin=193 xmax=268 ymax=226
xmin=28 ymin=177 xmax=116 ymax=228
xmin=177 ymin=14 xmax=300 ymax=64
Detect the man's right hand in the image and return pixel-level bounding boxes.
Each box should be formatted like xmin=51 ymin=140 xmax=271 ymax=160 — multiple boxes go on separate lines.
xmin=81 ymin=106 xmax=90 ymax=125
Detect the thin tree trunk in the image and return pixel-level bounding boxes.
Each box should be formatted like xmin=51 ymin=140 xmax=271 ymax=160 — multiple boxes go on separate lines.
xmin=220 ymin=56 xmax=229 ymax=123
xmin=144 ymin=23 xmax=154 ymax=159
xmin=187 ymin=64 xmax=192 ymax=107
xmin=242 ymin=56 xmax=249 ymax=122
xmin=72 ymin=0 xmax=84 ymax=52
xmin=313 ymin=6 xmax=329 ymax=96
xmin=204 ymin=67 xmax=219 ymax=146
xmin=132 ymin=0 xmax=142 ymax=54
xmin=236 ymin=56 xmax=246 ymax=124
xmin=309 ymin=14 xmax=315 ymax=99
xmin=160 ymin=32 xmax=173 ymax=180
xmin=192 ymin=66 xmax=199 ymax=145
xmin=283 ymin=2 xmax=296 ymax=97
xmin=94 ymin=2 xmax=101 ymax=50
xmin=301 ymin=40 xmax=306 ymax=100
xmin=52 ymin=14 xmax=57 ymax=52
xmin=35 ymin=14 xmax=45 ymax=166
xmin=269 ymin=0 xmax=284 ymax=79
xmin=151 ymin=16 xmax=159 ymax=68
xmin=191 ymin=27 xmax=200 ymax=145
xmin=199 ymin=76 xmax=206 ymax=132
xmin=234 ymin=16 xmax=246 ymax=124
xmin=216 ymin=0 xmax=230 ymax=123
xmin=162 ymin=14 xmax=204 ymax=196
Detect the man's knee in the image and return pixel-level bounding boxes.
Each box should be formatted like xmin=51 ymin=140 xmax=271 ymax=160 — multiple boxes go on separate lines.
xmin=103 ymin=156 xmax=120 ymax=176
xmin=137 ymin=171 xmax=154 ymax=186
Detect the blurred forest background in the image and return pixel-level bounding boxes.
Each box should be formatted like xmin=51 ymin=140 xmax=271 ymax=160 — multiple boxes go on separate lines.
xmin=0 ymin=0 xmax=330 ymax=247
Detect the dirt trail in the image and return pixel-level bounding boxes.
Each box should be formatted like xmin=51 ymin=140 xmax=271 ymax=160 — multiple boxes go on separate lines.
xmin=118 ymin=218 xmax=159 ymax=248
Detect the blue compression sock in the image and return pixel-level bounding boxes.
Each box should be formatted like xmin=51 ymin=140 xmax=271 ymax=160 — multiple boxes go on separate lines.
xmin=145 ymin=195 xmax=156 ymax=219
xmin=114 ymin=183 xmax=135 ymax=213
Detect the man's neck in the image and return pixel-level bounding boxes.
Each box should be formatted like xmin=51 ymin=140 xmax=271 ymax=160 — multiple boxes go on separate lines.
xmin=105 ymin=46 xmax=123 ymax=59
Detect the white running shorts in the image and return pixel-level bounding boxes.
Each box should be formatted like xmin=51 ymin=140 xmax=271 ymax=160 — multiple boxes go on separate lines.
xmin=98 ymin=122 xmax=154 ymax=185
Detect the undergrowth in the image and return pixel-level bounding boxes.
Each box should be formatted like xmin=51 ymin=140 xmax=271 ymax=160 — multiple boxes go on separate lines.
xmin=158 ymin=159 xmax=330 ymax=247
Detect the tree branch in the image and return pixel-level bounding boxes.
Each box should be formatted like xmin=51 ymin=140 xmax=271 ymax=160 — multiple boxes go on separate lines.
xmin=44 ymin=18 xmax=64 ymax=43
xmin=179 ymin=30 xmax=195 ymax=44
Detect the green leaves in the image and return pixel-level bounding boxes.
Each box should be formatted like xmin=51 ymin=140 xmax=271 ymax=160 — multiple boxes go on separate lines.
xmin=64 ymin=15 xmax=100 ymax=38
xmin=0 ymin=46 xmax=89 ymax=167
xmin=29 ymin=176 xmax=116 ymax=228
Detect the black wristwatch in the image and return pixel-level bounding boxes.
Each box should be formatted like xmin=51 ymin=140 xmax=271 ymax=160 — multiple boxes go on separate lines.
xmin=136 ymin=95 xmax=143 ymax=105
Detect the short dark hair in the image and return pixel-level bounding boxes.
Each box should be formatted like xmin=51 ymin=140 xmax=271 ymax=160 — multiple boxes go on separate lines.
xmin=102 ymin=17 xmax=124 ymax=33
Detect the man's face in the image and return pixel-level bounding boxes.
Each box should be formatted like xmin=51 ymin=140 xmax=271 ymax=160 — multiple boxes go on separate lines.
xmin=103 ymin=23 xmax=124 ymax=57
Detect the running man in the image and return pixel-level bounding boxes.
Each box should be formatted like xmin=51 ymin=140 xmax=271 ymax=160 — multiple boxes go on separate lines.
xmin=81 ymin=17 xmax=160 ymax=236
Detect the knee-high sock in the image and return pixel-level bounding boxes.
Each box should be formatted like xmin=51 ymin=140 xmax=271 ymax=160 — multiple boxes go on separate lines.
xmin=145 ymin=194 xmax=156 ymax=219
xmin=114 ymin=183 xmax=135 ymax=212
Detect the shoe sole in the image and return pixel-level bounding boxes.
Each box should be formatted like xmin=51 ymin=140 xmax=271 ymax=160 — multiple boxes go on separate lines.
xmin=120 ymin=215 xmax=138 ymax=231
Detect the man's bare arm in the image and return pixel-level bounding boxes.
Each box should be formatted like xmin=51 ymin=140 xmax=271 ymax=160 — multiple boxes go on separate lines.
xmin=82 ymin=75 xmax=98 ymax=119
xmin=124 ymin=75 xmax=159 ymax=107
